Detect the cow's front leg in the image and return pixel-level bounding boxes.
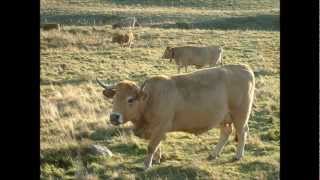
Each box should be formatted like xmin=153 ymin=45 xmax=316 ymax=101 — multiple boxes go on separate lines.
xmin=177 ymin=65 xmax=181 ymax=73
xmin=176 ymin=61 xmax=182 ymax=74
xmin=144 ymin=134 xmax=164 ymax=170
xmin=153 ymin=146 xmax=161 ymax=164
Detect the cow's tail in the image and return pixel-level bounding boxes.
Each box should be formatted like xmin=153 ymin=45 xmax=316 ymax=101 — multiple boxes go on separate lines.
xmin=217 ymin=47 xmax=223 ymax=66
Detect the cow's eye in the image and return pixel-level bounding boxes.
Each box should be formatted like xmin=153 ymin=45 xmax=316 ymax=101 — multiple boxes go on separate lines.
xmin=127 ymin=97 xmax=135 ymax=103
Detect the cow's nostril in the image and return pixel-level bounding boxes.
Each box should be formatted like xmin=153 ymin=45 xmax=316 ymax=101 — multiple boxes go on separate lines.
xmin=110 ymin=114 xmax=120 ymax=121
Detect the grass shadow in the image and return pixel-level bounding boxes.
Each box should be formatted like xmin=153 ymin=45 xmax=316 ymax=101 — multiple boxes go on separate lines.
xmin=104 ymin=0 xmax=278 ymax=10
xmin=41 ymin=11 xmax=176 ymax=27
xmin=89 ymin=126 xmax=133 ymax=141
xmin=152 ymin=14 xmax=279 ymax=31
xmin=40 ymin=78 xmax=121 ymax=86
xmin=111 ymin=143 xmax=146 ymax=156
xmin=137 ymin=165 xmax=212 ymax=179
xmin=208 ymin=157 xmax=239 ymax=166
xmin=41 ymin=11 xmax=278 ymax=32
xmin=40 ymin=78 xmax=89 ymax=86
xmin=41 ymin=143 xmax=103 ymax=170
xmin=105 ymin=0 xmax=213 ymax=8
xmin=41 ymin=146 xmax=78 ymax=169
xmin=41 ymin=13 xmax=125 ymax=26
xmin=238 ymin=160 xmax=279 ymax=179
xmin=254 ymin=69 xmax=278 ymax=77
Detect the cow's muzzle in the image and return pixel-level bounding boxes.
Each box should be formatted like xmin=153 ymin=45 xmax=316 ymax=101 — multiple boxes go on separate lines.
xmin=109 ymin=112 xmax=123 ymax=126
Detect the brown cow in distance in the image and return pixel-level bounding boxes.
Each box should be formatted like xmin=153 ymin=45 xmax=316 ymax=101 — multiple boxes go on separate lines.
xmin=111 ymin=31 xmax=134 ymax=48
xmin=97 ymin=64 xmax=255 ymax=170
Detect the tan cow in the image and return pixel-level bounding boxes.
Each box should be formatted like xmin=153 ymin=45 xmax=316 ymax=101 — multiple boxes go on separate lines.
xmin=162 ymin=46 xmax=223 ymax=73
xmin=97 ymin=64 xmax=255 ymax=170
xmin=111 ymin=31 xmax=134 ymax=48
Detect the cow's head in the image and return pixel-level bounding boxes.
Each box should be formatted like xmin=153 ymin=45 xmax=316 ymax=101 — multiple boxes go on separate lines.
xmin=162 ymin=47 xmax=174 ymax=62
xmin=112 ymin=34 xmax=122 ymax=43
xmin=97 ymin=78 xmax=148 ymax=126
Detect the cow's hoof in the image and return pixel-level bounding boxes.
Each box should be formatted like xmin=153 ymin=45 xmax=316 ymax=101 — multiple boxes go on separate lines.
xmin=144 ymin=160 xmax=152 ymax=170
xmin=207 ymin=154 xmax=218 ymax=160
xmin=143 ymin=165 xmax=152 ymax=171
xmin=152 ymin=159 xmax=161 ymax=164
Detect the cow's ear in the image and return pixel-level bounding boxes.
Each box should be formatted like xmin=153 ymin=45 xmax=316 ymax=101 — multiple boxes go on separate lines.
xmin=103 ymin=89 xmax=116 ymax=98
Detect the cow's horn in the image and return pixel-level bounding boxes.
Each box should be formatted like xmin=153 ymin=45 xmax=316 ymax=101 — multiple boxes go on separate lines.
xmin=96 ymin=78 xmax=114 ymax=89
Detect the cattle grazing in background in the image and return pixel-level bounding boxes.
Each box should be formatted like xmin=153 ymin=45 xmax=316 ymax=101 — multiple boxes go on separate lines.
xmin=162 ymin=46 xmax=223 ymax=73
xmin=97 ymin=64 xmax=255 ymax=170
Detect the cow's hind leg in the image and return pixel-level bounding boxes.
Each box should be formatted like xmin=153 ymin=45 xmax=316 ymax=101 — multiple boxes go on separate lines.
xmin=208 ymin=114 xmax=232 ymax=160
xmin=232 ymin=96 xmax=253 ymax=160
xmin=234 ymin=122 xmax=249 ymax=160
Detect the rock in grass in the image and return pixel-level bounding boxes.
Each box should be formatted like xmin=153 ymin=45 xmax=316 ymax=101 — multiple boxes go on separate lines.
xmin=41 ymin=23 xmax=61 ymax=31
xmin=89 ymin=144 xmax=113 ymax=157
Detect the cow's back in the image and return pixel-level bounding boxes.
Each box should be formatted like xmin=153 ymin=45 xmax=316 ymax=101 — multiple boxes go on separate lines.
xmin=172 ymin=64 xmax=254 ymax=103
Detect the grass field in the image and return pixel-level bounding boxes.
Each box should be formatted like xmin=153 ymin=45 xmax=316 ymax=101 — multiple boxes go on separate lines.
xmin=40 ymin=0 xmax=280 ymax=179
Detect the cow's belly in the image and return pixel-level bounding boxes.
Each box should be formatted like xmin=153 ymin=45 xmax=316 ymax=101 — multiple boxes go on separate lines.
xmin=169 ymin=84 xmax=229 ymax=134
xmin=171 ymin=108 xmax=226 ymax=134
xmin=183 ymin=57 xmax=208 ymax=66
